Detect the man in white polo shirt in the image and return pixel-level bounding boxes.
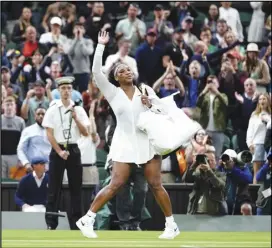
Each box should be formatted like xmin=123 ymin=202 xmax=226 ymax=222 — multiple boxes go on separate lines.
xmin=42 ymin=76 xmax=90 ymax=230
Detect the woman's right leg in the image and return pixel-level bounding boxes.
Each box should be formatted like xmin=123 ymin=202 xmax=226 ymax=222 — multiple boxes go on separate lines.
xmin=90 ymin=162 xmax=131 ymax=212
xmin=77 ymin=162 xmax=131 ymax=238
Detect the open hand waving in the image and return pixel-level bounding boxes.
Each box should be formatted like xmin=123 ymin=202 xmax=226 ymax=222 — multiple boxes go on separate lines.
xmin=98 ymin=31 xmax=110 ymax=45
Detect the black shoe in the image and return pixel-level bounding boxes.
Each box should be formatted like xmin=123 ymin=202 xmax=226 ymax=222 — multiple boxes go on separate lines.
xmin=47 ymin=226 xmax=56 ymax=230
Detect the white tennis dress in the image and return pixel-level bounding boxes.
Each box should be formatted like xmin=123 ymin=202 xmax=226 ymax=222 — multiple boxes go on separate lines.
xmin=92 ymin=44 xmax=161 ymax=164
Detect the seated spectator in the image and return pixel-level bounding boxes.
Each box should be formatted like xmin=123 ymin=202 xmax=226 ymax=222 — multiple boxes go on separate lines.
xmin=219 ymin=2 xmax=243 ymax=41
xmin=104 ymin=39 xmax=138 ymax=79
xmin=147 ymin=4 xmax=173 ymax=48
xmin=181 ymin=16 xmax=199 ymax=51
xmin=232 ymin=78 xmax=258 ymax=151
xmin=256 ymin=152 xmax=271 ymax=215
xmin=180 ymin=53 xmax=210 ymax=108
xmin=184 ymin=152 xmax=227 ymax=215
xmin=21 ymin=26 xmax=38 ymax=58
xmin=161 ymin=155 xmax=176 ymax=183
xmin=162 ymin=27 xmax=193 ymax=71
xmin=66 ymin=22 xmax=94 ymax=93
xmin=185 ymin=129 xmax=215 ymax=165
xmin=203 ymin=4 xmax=219 ymax=39
xmin=247 ymin=93 xmax=271 ymax=184
xmin=11 ymin=7 xmax=33 ymax=45
xmin=21 ymin=81 xmax=52 ymax=126
xmin=1 ymin=96 xmax=25 ymax=179
xmin=78 ymin=101 xmax=100 ymax=184
xmin=14 ymin=156 xmax=48 ymax=212
xmin=217 ymin=149 xmax=253 ymax=215
xmin=242 ymin=43 xmax=271 ymax=93
xmin=247 ymin=2 xmax=265 ymax=43
xmin=168 ymin=1 xmax=198 ymax=27
xmin=135 ymin=29 xmax=164 ymax=86
xmin=196 ymin=75 xmax=228 ymax=161
xmin=153 ymin=61 xmax=185 ymax=108
xmin=115 ymin=3 xmax=146 ymax=56
xmin=17 ymin=107 xmax=51 ymax=172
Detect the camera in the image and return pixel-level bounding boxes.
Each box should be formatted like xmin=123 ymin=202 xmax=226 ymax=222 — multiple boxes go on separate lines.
xmin=237 ymin=151 xmax=253 ymax=164
xmin=207 ymin=79 xmax=213 ymax=84
xmin=195 ymin=154 xmax=208 ymax=165
xmin=221 ymin=154 xmax=230 ymax=163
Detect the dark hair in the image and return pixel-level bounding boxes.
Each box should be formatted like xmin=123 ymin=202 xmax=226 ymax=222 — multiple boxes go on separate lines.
xmin=201 ymin=26 xmax=212 ymax=34
xmin=35 ymin=105 xmax=47 ymax=112
xmin=33 ymin=80 xmax=45 ymax=88
xmin=108 ymin=63 xmax=137 ymax=87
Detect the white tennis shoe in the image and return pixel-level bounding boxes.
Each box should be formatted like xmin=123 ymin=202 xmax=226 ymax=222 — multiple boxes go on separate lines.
xmin=159 ymin=222 xmax=180 ymax=239
xmin=76 ymin=215 xmax=98 ymax=238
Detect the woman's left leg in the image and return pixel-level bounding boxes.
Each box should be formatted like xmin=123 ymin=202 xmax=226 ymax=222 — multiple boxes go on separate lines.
xmin=143 ymin=155 xmax=180 ymax=239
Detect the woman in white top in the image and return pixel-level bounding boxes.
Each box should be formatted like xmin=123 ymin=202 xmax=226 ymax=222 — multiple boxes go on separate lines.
xmin=76 ymin=31 xmax=180 ymax=239
xmin=247 ymin=93 xmax=271 ymax=184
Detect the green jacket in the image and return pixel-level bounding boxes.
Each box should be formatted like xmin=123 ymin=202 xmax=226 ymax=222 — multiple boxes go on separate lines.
xmin=196 ymin=92 xmax=228 ymax=132
xmin=186 ymin=168 xmax=227 ymax=215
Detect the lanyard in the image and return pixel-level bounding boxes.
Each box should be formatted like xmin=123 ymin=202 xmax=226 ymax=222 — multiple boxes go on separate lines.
xmin=58 ymin=107 xmax=72 ymax=129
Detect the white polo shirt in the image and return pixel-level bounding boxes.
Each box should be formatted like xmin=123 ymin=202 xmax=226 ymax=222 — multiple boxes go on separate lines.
xmin=42 ymin=99 xmax=90 ymax=144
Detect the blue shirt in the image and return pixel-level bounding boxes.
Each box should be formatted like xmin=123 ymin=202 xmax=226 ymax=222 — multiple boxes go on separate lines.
xmin=51 ymin=89 xmax=83 ymax=103
xmin=17 ymin=123 xmax=51 ymax=166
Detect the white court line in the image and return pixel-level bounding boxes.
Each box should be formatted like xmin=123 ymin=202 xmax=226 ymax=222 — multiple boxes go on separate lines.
xmin=2 ymin=240 xmax=271 ymax=244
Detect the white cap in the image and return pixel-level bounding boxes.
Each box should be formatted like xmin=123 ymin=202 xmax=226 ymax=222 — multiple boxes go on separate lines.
xmin=223 ymin=149 xmax=237 ymax=159
xmin=246 ymin=43 xmax=259 ymax=52
xmin=50 ymin=16 xmax=62 ymax=26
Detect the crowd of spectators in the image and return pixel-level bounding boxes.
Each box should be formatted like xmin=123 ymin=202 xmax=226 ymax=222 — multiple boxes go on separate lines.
xmin=1 ymin=2 xmax=271 ymax=218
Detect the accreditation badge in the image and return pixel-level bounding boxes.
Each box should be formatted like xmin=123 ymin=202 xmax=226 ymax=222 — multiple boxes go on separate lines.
xmin=63 ymin=129 xmax=72 ymax=139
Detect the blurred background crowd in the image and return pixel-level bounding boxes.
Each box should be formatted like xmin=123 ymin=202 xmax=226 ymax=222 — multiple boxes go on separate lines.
xmin=1 ymin=1 xmax=271 ymax=228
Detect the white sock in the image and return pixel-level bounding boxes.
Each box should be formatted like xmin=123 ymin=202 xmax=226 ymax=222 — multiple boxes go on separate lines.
xmin=86 ymin=210 xmax=96 ymax=218
xmin=165 ymin=215 xmax=174 ymax=224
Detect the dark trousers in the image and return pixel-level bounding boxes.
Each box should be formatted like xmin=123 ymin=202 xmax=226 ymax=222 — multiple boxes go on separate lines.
xmin=237 ymin=129 xmax=248 ymax=152
xmin=115 ymin=165 xmax=148 ymax=224
xmin=45 ymin=144 xmax=82 ymax=230
xmin=73 ymin=73 xmax=90 ymax=93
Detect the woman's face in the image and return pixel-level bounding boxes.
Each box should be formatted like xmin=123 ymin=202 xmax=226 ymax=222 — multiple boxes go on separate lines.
xmin=247 ymin=51 xmax=257 ymax=60
xmin=225 ymin=31 xmax=235 ymax=45
xmin=195 ymin=130 xmax=206 ymax=144
xmin=22 ymin=8 xmax=32 ymax=21
xmin=258 ymin=95 xmax=268 ymax=109
xmin=116 ymin=65 xmax=134 ymax=84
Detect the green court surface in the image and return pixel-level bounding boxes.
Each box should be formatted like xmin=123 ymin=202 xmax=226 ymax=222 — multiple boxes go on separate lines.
xmin=2 ymin=230 xmax=271 ymax=248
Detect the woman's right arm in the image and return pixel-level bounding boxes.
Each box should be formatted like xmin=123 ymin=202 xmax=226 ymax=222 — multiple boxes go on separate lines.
xmin=92 ymin=32 xmax=117 ymax=103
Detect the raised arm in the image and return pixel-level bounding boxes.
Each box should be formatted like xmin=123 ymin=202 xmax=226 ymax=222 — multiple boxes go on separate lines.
xmin=92 ymin=31 xmax=117 ymax=103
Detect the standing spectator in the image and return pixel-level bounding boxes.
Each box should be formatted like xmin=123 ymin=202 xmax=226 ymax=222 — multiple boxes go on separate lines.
xmin=219 ymin=2 xmax=244 ymax=41
xmin=247 ymin=2 xmax=265 ymax=42
xmin=17 ymin=107 xmax=51 ymax=172
xmin=148 ymin=4 xmax=173 ymax=49
xmin=162 ymin=27 xmax=193 ymax=71
xmin=213 ymin=19 xmax=228 ymax=47
xmin=135 ymin=29 xmax=163 ymax=86
xmin=168 ymin=1 xmax=198 ymax=27
xmin=256 ymin=152 xmax=271 ymax=215
xmin=181 ymin=16 xmax=199 ymax=51
xmin=21 ymin=26 xmax=38 ymax=58
xmin=233 ymin=79 xmax=258 ymax=151
xmin=153 ymin=61 xmax=185 ymax=108
xmin=78 ymin=101 xmax=100 ymax=184
xmin=242 ymin=43 xmax=271 ymax=93
xmin=1 ymin=96 xmax=25 ymax=178
xmin=39 ymin=16 xmax=68 ymax=48
xmin=196 ymin=76 xmax=228 ymax=161
xmin=115 ymin=3 xmax=146 ymax=56
xmin=203 ymin=4 xmax=219 ymax=39
xmin=11 ymin=7 xmax=33 ymax=45
xmin=103 ymin=39 xmax=138 ymax=79
xmin=85 ymin=2 xmax=111 ymax=45
xmin=21 ymin=81 xmax=52 ymax=126
xmin=200 ymin=27 xmax=218 ymax=53
xmin=15 ymin=156 xmax=48 ymax=212
xmin=247 ymin=93 xmax=271 ymax=184
xmin=66 ymin=22 xmax=94 ymax=93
